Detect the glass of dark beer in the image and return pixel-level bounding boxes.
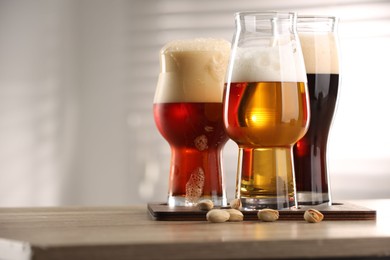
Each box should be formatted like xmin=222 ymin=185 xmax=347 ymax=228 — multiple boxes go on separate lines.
xmin=153 ymin=38 xmax=231 ymax=207
xmin=293 ymin=16 xmax=340 ymax=205
xmin=223 ymin=12 xmax=310 ymax=209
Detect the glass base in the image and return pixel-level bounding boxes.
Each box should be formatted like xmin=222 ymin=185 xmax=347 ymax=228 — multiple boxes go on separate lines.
xmin=240 ymin=197 xmax=295 ymax=210
xmin=167 ymin=195 xmax=227 ymax=207
xmin=297 ymin=191 xmax=331 ymax=206
xmin=236 ymin=146 xmax=297 ymax=210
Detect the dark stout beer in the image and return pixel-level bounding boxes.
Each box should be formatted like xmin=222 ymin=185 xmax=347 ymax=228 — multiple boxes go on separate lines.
xmin=293 ymin=24 xmax=340 ymax=205
xmin=293 ymin=74 xmax=339 ymax=204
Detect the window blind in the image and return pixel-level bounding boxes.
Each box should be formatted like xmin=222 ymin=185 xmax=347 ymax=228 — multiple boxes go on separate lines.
xmin=125 ymin=0 xmax=390 ymax=202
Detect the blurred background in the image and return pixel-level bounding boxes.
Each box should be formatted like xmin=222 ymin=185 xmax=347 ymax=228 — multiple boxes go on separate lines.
xmin=0 ymin=0 xmax=389 ymax=207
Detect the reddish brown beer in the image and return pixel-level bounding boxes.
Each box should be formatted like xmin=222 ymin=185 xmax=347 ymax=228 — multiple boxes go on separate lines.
xmin=154 ymin=102 xmax=228 ymax=203
xmin=153 ymin=38 xmax=230 ymax=206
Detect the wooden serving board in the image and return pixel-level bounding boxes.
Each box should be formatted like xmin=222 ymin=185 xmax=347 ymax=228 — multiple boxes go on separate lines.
xmin=148 ymin=201 xmax=376 ymax=221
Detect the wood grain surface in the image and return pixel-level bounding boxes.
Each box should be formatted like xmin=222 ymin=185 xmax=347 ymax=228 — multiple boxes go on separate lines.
xmin=0 ymin=200 xmax=389 ymax=260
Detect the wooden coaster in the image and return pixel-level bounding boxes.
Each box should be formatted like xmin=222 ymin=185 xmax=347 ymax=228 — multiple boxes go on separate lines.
xmin=147 ymin=202 xmax=376 ymax=221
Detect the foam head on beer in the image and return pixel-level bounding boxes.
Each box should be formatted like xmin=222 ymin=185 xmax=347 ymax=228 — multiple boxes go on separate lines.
xmin=154 ymin=38 xmax=231 ymax=103
xmin=298 ymin=32 xmax=339 ymax=74
xmin=228 ymin=38 xmax=307 ymax=84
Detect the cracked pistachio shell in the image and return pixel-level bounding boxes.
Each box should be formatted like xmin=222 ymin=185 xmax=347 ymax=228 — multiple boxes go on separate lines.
xmin=257 ymin=209 xmax=279 ymax=222
xmin=304 ymin=209 xmax=324 ymax=223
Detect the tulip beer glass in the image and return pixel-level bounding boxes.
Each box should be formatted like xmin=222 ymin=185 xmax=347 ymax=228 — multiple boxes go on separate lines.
xmin=293 ymin=16 xmax=340 ymax=205
xmin=154 ymin=38 xmax=230 ymax=207
xmin=224 ymin=12 xmax=309 ymax=209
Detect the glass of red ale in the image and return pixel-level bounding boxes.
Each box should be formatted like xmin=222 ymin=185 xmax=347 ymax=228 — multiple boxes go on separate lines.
xmin=223 ymin=12 xmax=310 ymax=210
xmin=153 ymin=39 xmax=231 ymax=207
xmin=293 ymin=16 xmax=340 ymax=205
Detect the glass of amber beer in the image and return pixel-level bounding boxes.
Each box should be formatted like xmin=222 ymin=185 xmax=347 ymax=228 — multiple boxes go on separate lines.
xmin=293 ymin=16 xmax=340 ymax=205
xmin=223 ymin=12 xmax=309 ymax=209
xmin=153 ymin=38 xmax=230 ymax=207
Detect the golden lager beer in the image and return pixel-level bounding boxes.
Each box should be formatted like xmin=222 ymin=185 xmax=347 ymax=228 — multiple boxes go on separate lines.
xmin=224 ymin=81 xmax=308 ymax=203
xmin=224 ymin=12 xmax=309 ymax=209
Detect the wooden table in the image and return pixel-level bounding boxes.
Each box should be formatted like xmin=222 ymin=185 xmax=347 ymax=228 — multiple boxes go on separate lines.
xmin=0 ymin=200 xmax=390 ymax=260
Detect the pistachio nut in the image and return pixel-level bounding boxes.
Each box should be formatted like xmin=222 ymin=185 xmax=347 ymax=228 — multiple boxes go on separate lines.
xmin=225 ymin=209 xmax=244 ymax=222
xmin=304 ymin=209 xmax=324 ymax=223
xmin=229 ymin=198 xmax=242 ymax=210
xmin=257 ymin=209 xmax=279 ymax=222
xmin=197 ymin=199 xmax=214 ymax=211
xmin=206 ymin=209 xmax=230 ymax=223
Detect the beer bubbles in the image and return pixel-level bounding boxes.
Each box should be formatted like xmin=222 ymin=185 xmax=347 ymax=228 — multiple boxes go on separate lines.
xmin=153 ymin=38 xmax=231 ymax=207
xmin=223 ymin=12 xmax=310 ymax=210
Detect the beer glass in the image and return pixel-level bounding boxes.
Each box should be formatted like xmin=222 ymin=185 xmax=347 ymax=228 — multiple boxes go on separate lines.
xmin=153 ymin=38 xmax=230 ymax=207
xmin=293 ymin=16 xmax=340 ymax=205
xmin=224 ymin=12 xmax=309 ymax=209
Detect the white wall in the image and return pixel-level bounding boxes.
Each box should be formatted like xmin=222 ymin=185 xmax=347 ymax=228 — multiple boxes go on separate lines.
xmin=0 ymin=0 xmax=389 ymax=206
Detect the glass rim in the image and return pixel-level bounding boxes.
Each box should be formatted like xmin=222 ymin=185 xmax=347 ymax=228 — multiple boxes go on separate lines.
xmin=297 ymin=15 xmax=339 ymax=32
xmin=297 ymin=15 xmax=339 ymax=22
xmin=235 ymin=11 xmax=296 ymax=19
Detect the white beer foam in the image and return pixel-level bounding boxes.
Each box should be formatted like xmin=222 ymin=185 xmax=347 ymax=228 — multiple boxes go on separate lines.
xmin=229 ymin=37 xmax=307 ymax=83
xmin=154 ymin=38 xmax=231 ymax=103
xmin=299 ymin=32 xmax=339 ymax=74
